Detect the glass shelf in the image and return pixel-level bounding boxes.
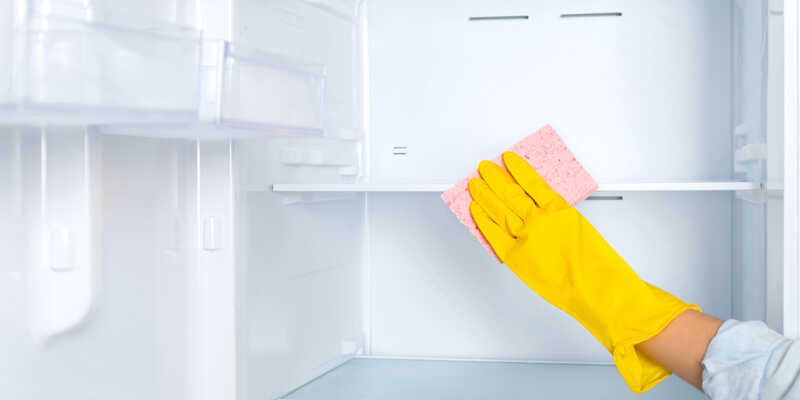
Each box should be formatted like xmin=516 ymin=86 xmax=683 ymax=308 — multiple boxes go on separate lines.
xmin=270 ymin=181 xmax=762 ymax=193
xmin=283 ymin=357 xmax=704 ymax=399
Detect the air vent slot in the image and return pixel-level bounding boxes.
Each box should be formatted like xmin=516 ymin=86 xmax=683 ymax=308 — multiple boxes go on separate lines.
xmin=560 ymin=12 xmax=622 ymax=18
xmin=586 ymin=195 xmax=623 ymax=201
xmin=469 ymin=15 xmax=529 ymax=21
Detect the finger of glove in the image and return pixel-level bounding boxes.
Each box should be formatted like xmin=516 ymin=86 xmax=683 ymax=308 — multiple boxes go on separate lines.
xmin=470 ymin=201 xmax=515 ymax=262
xmin=468 ymin=178 xmax=524 ymax=237
xmin=502 ymin=152 xmax=570 ymax=211
xmin=477 ymin=160 xmax=536 ymax=219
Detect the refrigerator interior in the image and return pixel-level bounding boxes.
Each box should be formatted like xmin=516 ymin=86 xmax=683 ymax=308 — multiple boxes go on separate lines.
xmin=0 ymin=0 xmax=786 ymax=399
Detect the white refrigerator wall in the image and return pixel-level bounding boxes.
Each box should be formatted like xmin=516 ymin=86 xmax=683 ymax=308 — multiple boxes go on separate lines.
xmin=367 ymin=192 xmax=732 ymax=361
xmin=367 ymin=0 xmax=733 ymax=184
xmin=237 ymin=137 xmax=365 ymax=400
xmin=365 ymin=0 xmax=740 ymax=361
xmin=0 ymin=129 xmax=198 ymax=399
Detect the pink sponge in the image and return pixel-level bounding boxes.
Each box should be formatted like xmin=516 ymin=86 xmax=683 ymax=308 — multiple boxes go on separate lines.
xmin=441 ymin=125 xmax=598 ymax=259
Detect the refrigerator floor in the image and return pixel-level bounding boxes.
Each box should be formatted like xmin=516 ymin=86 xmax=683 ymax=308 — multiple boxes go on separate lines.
xmin=282 ymin=357 xmax=705 ymax=399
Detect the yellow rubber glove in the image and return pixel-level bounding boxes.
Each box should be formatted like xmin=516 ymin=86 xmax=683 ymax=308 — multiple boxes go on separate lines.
xmin=469 ymin=151 xmax=700 ymax=394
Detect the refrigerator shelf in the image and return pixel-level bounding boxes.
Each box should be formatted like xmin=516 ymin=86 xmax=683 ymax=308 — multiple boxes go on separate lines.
xmin=271 ymin=181 xmax=762 ymax=193
xmin=0 ymin=14 xmax=202 ymax=125
xmin=283 ymin=357 xmax=703 ymax=399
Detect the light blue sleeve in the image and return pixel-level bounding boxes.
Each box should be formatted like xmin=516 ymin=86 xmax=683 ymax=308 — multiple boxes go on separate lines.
xmin=702 ymin=319 xmax=800 ymax=399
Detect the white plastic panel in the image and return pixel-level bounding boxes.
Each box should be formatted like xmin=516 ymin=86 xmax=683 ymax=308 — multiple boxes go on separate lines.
xmin=734 ymin=0 xmax=767 ymax=183
xmin=0 ymin=128 xmax=29 ymax=398
xmin=0 ymin=131 xmax=198 ymax=399
xmin=244 ymin=193 xmax=364 ymax=398
xmin=193 ymin=140 xmax=238 ymax=400
xmin=0 ymin=2 xmax=12 ymax=103
xmin=785 ymin=0 xmax=800 ymax=338
xmin=766 ymin=0 xmax=785 ymax=332
xmin=368 ymin=192 xmax=731 ymax=361
xmin=367 ymin=0 xmax=732 ymax=183
xmin=237 ymin=136 xmax=364 ymax=399
xmin=731 ymin=0 xmax=771 ymax=323
xmin=733 ymin=201 xmax=767 ymax=321
xmin=30 ymin=127 xmax=97 ymax=340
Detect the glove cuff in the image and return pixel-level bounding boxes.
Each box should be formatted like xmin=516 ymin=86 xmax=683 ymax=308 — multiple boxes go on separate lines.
xmin=612 ymin=302 xmax=702 ymax=393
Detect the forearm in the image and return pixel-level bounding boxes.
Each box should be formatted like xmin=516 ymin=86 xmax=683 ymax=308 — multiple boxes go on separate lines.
xmin=635 ymin=310 xmax=723 ymax=390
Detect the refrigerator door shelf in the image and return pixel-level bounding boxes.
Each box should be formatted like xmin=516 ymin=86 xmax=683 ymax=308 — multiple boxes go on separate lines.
xmin=219 ymin=43 xmax=326 ymax=135
xmin=0 ymin=15 xmax=202 ymax=126
xmin=99 ymin=41 xmax=329 ymax=139
xmin=18 ymin=0 xmax=199 ymax=29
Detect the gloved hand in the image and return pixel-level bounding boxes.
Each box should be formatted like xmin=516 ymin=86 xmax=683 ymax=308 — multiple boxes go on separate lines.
xmin=469 ymin=151 xmax=700 ymax=393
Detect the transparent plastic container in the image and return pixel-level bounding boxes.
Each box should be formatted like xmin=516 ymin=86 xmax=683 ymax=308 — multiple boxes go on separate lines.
xmin=219 ymin=43 xmax=326 ymax=135
xmin=17 ymin=0 xmax=198 ymax=28
xmin=0 ymin=0 xmax=202 ymax=125
xmin=102 ymin=40 xmax=327 ymax=139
